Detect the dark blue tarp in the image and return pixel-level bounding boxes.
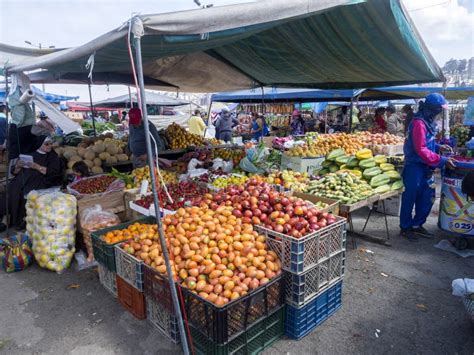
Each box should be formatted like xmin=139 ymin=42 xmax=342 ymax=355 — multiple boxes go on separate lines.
xmin=211 ymin=86 xmax=474 ymax=103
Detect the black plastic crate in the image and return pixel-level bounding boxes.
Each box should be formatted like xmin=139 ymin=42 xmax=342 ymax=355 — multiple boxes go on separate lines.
xmin=143 ymin=264 xmax=176 ymax=314
xmin=90 ymin=216 xmax=155 ymax=272
xmin=189 ymin=306 xmax=284 ymax=355
xmin=180 ymin=274 xmax=284 ymax=345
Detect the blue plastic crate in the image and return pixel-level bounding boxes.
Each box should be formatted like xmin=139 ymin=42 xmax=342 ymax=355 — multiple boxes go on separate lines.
xmin=286 ymin=251 xmax=345 ymax=308
xmin=285 ymin=280 xmax=343 ymax=339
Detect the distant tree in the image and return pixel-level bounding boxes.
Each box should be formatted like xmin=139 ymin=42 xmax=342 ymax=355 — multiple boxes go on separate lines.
xmin=458 ymin=59 xmax=467 ymax=72
xmin=443 ymin=59 xmax=459 ymax=74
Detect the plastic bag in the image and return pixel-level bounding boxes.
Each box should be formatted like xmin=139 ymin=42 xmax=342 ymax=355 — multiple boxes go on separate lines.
xmin=0 ymin=233 xmax=34 ymax=272
xmin=212 ymin=158 xmax=233 ymax=173
xmin=452 ymin=278 xmax=474 ymax=297
xmin=80 ymin=205 xmax=120 ymax=262
xmin=26 ymin=191 xmax=77 ymax=273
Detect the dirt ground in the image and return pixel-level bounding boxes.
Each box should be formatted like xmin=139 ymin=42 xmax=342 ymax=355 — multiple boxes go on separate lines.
xmin=1 ymin=208 xmax=473 ymax=355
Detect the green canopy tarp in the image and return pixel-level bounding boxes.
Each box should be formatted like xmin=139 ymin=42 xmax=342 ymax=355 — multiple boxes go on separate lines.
xmin=2 ymin=0 xmax=443 ymax=92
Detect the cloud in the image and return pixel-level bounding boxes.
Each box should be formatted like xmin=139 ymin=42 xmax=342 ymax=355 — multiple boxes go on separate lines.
xmin=406 ymin=0 xmax=474 ymax=63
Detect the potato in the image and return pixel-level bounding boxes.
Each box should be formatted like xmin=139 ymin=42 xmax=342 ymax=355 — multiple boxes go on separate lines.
xmin=77 ymin=147 xmax=86 ymax=157
xmin=93 ymin=158 xmax=102 ymax=167
xmin=83 ymin=150 xmax=95 ymax=161
xmin=105 ymin=144 xmax=118 ymax=155
xmin=91 ymin=166 xmax=103 ymax=174
xmin=83 ymin=159 xmax=94 ymax=168
xmin=69 ymin=155 xmax=82 ymax=163
xmin=105 ymin=156 xmax=117 ymax=164
xmin=99 ymin=152 xmax=110 ymax=160
xmin=63 ymin=149 xmax=77 ymax=160
xmin=92 ymin=142 xmax=105 ymax=153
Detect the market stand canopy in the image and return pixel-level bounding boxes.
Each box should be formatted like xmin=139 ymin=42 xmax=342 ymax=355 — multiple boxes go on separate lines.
xmin=3 ymin=0 xmax=443 ymax=92
xmin=211 ymin=86 xmax=474 ymax=103
xmin=94 ymin=91 xmax=189 ymax=108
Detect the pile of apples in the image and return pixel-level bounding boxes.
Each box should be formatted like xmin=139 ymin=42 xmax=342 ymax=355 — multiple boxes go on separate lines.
xmin=201 ymin=179 xmax=337 ymax=239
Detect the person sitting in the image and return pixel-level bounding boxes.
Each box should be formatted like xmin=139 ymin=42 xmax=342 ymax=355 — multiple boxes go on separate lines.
xmin=72 ymin=161 xmax=90 ymax=183
xmin=0 ymin=136 xmax=64 ymax=230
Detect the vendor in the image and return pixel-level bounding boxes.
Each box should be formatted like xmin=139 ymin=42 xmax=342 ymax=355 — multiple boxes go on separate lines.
xmin=128 ymin=108 xmax=165 ymax=168
xmin=400 ymin=93 xmax=456 ymax=241
xmin=31 ymin=111 xmax=56 ymax=137
xmin=251 ymin=113 xmax=269 ymax=141
xmin=290 ymin=110 xmax=305 ymax=135
xmin=462 ymin=172 xmax=474 ymax=201
xmin=188 ymin=109 xmax=206 ymax=136
xmin=0 ymin=136 xmax=64 ymax=230
xmin=386 ymin=106 xmax=404 ymax=136
xmin=373 ymin=107 xmax=387 ymax=133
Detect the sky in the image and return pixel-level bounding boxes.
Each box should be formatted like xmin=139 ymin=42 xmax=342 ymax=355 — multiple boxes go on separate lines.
xmin=0 ymin=0 xmax=473 ymax=101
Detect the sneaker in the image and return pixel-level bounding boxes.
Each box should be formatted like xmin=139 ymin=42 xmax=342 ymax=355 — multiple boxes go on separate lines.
xmin=400 ymin=229 xmax=419 ymax=242
xmin=412 ymin=226 xmax=434 ymax=238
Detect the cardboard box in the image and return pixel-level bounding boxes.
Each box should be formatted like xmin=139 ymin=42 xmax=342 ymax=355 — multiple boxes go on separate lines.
xmin=376 ymin=194 xmax=401 ymax=216
xmin=291 ymin=191 xmax=340 ymax=215
xmin=281 ymin=153 xmax=325 ymax=175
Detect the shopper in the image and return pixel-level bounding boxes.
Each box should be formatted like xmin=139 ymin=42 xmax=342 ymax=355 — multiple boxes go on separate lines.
xmin=188 ymin=109 xmax=206 ymax=136
xmin=401 ymin=104 xmax=414 ymax=135
xmin=128 ymin=108 xmax=165 ymax=168
xmin=251 ymin=113 xmax=269 ymax=141
xmin=214 ymin=107 xmax=235 ymax=142
xmin=0 ymin=136 xmax=64 ymax=230
xmin=0 ymin=105 xmax=7 ymax=155
xmin=373 ymin=107 xmax=387 ymax=133
xmin=290 ymin=110 xmax=305 ymax=135
xmin=400 ymin=93 xmax=456 ymax=241
xmin=461 ymin=172 xmax=474 ymax=201
xmin=386 ymin=105 xmax=404 ymax=136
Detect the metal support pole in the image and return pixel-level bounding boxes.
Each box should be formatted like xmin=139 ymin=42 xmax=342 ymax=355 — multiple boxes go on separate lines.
xmin=204 ymin=98 xmax=213 ymax=138
xmin=443 ymin=81 xmax=449 ymax=139
xmin=87 ymin=82 xmax=97 ymax=137
xmin=4 ymin=69 xmax=10 ymax=233
xmin=128 ymin=86 xmax=133 ymax=108
xmin=349 ymin=96 xmax=354 ymax=133
xmin=260 ymin=86 xmax=265 ymax=113
xmin=133 ymin=35 xmax=190 ymax=354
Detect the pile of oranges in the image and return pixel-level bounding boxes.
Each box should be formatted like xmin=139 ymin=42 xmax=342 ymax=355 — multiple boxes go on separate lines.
xmin=116 ymin=205 xmax=282 ymax=307
xmin=102 ymin=223 xmax=157 ymax=245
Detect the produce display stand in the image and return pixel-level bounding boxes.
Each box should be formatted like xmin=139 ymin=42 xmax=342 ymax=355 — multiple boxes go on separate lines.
xmin=102 ymin=160 xmax=133 ymax=173
xmin=340 ymin=191 xmax=403 ymax=247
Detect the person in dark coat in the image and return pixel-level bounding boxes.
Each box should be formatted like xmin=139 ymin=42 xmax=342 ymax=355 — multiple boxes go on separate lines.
xmin=0 ymin=136 xmax=64 ymax=230
xmin=215 ymin=107 xmax=237 ymax=142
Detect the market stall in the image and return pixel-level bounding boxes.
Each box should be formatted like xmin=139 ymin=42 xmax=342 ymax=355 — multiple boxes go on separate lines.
xmin=1 ymin=0 xmax=448 ymax=354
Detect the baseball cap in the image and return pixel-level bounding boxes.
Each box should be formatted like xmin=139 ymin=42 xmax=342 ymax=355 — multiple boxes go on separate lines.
xmin=425 ymin=93 xmax=448 ymax=109
xmin=128 ymin=108 xmax=142 ymax=125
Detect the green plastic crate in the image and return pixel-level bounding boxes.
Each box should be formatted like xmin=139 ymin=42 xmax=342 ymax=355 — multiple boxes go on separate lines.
xmin=189 ymin=306 xmax=285 ymax=355
xmin=90 ymin=216 xmax=155 ymax=272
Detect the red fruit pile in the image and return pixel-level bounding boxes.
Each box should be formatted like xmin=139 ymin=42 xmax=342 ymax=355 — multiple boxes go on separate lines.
xmin=136 ymin=181 xmax=209 ymax=211
xmin=71 ymin=175 xmax=117 ymax=194
xmin=200 ymin=178 xmax=337 ymax=239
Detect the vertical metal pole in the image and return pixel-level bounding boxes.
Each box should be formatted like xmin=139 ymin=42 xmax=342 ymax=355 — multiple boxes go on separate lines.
xmin=204 ymin=98 xmax=213 ymax=138
xmin=260 ymin=86 xmax=265 ymax=113
xmin=87 ymin=82 xmax=97 ymax=137
xmin=4 ymin=69 xmax=10 ymax=232
xmin=133 ymin=35 xmax=190 ymax=355
xmin=443 ymin=81 xmax=449 ymax=139
xmin=349 ymin=95 xmax=354 ymax=133
xmin=128 ymin=86 xmax=133 ymax=108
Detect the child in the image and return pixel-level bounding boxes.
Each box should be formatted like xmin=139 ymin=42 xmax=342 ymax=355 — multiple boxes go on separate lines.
xmin=461 ymin=171 xmax=474 ymax=201
xmin=72 ymin=161 xmax=90 ymax=183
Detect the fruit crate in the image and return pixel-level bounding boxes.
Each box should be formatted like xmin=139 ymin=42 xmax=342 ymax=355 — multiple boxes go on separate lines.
xmin=285 ymin=280 xmax=343 ymax=340
xmin=285 ymin=251 xmax=345 ymax=308
xmin=146 ymin=297 xmax=180 ymax=344
xmin=90 ymin=216 xmax=155 ymax=272
xmin=281 ymin=154 xmax=325 ymax=175
xmin=255 ymin=215 xmax=347 ymax=274
xmin=116 ymin=274 xmax=146 ymax=320
xmin=189 ymin=306 xmax=285 ymax=355
xmin=115 ymin=243 xmax=145 ymax=291
xmin=98 ymin=264 xmax=117 ymax=297
xmin=180 ymin=274 xmax=284 ymax=344
xmin=143 ymin=264 xmax=176 ymax=314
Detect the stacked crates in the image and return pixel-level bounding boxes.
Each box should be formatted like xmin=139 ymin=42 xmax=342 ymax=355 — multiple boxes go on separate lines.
xmin=256 ymin=215 xmax=346 ymax=339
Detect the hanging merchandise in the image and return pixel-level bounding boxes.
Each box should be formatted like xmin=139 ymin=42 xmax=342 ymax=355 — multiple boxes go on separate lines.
xmin=26 ymin=191 xmax=77 ymax=273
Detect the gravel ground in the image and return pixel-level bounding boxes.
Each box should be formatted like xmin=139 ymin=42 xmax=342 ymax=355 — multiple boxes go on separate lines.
xmin=1 ymin=208 xmax=473 ymax=355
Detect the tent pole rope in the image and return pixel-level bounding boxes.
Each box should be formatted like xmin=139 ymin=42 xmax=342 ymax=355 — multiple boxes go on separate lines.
xmin=133 ymin=34 xmax=190 ymax=355
xmin=204 ymin=97 xmax=213 ymax=139
xmin=87 ymin=81 xmax=97 ymax=137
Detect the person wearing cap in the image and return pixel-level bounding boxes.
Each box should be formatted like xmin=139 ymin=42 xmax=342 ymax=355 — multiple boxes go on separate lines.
xmin=31 ymin=111 xmax=56 ymax=137
xmin=400 ymin=93 xmax=456 ymax=241
xmin=290 ymin=109 xmax=305 ymax=136
xmin=128 ymin=108 xmax=165 ymax=168
xmin=0 ymin=136 xmax=63 ymax=230
xmin=188 ymin=109 xmax=206 ymax=136
xmin=214 ymin=107 xmax=237 ymax=142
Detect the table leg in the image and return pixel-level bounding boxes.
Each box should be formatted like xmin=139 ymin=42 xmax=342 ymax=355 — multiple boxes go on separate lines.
xmin=382 ymin=199 xmax=390 ymax=240
xmin=361 ymin=205 xmax=374 ymax=233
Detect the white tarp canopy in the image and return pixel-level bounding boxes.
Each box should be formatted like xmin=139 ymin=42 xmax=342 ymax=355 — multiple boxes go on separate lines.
xmin=2 ymin=0 xmax=443 ymax=92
